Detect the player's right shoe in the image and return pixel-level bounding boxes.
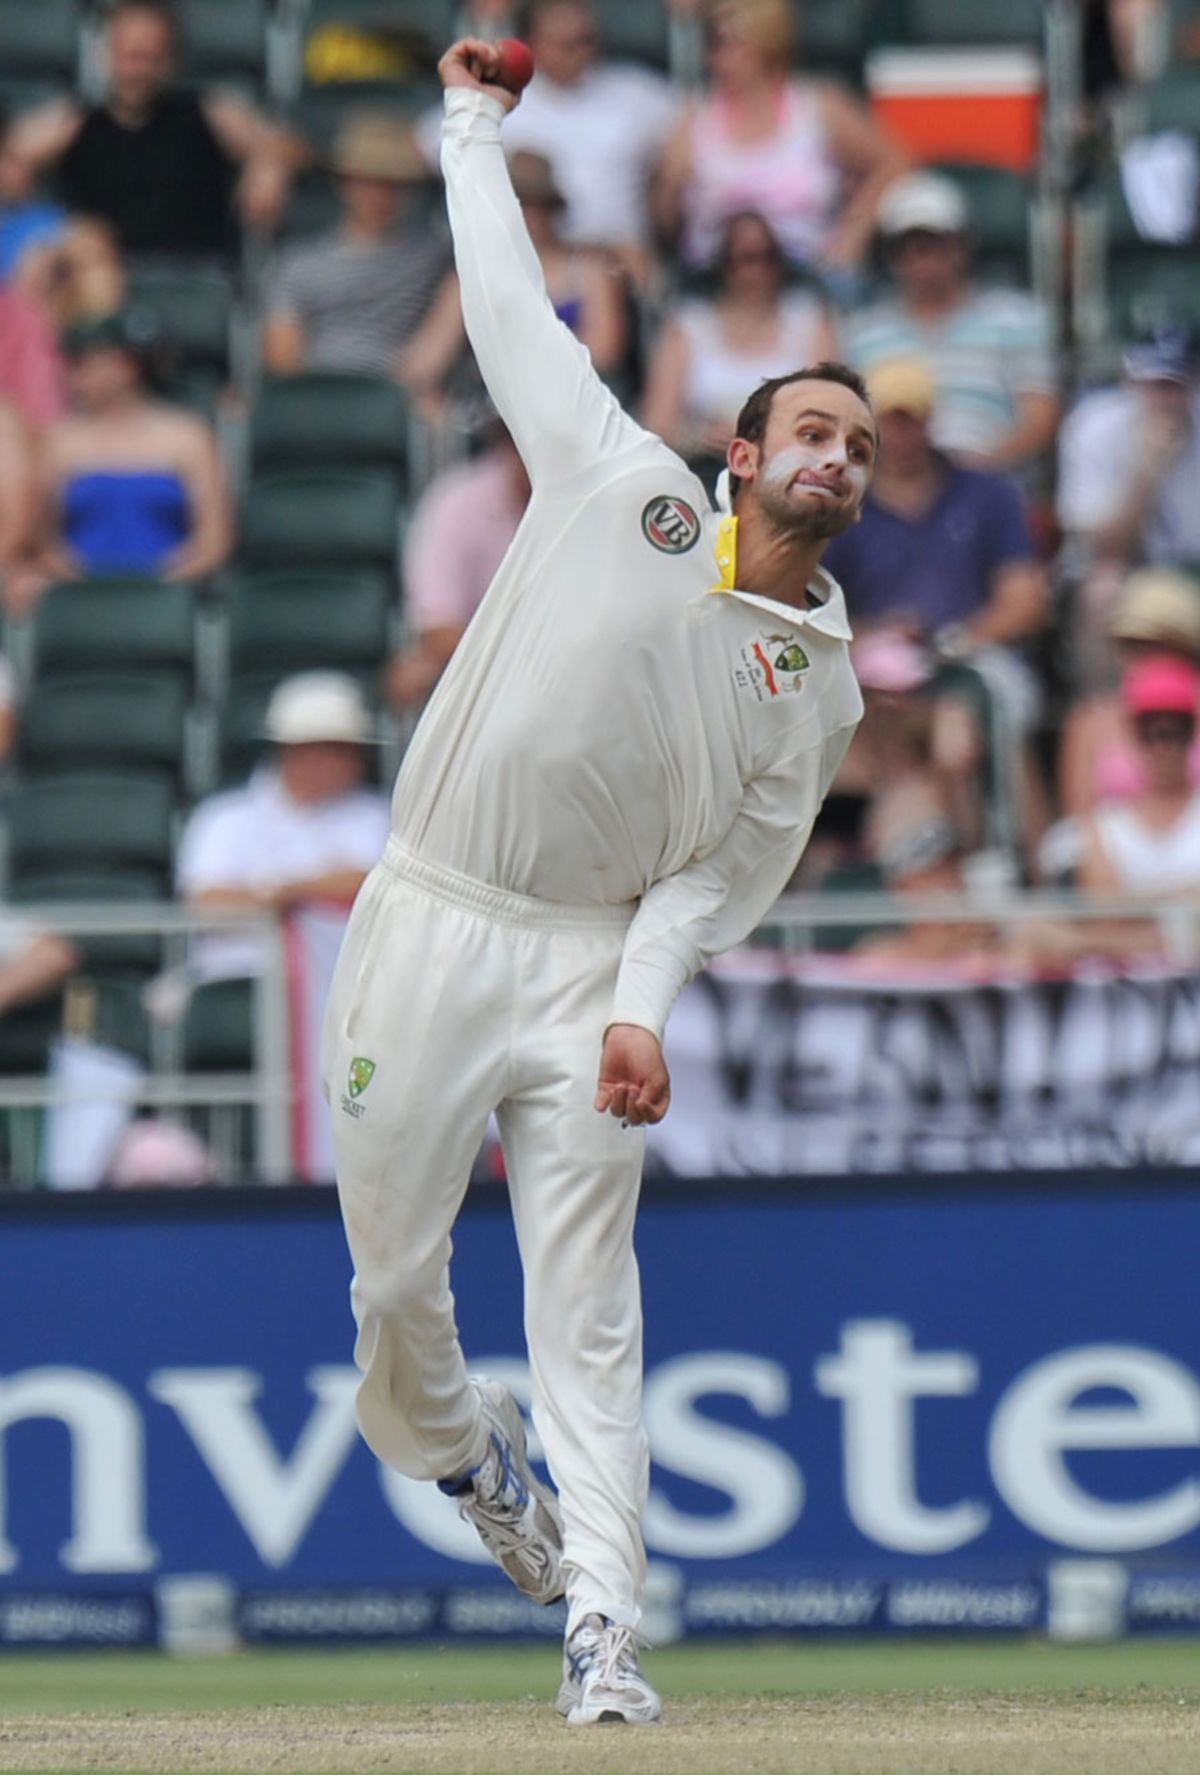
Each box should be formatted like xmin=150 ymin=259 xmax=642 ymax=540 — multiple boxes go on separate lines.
xmin=437 ymin=1378 xmax=564 ymax=1605
xmin=557 ymin=1614 xmax=662 ymax=1726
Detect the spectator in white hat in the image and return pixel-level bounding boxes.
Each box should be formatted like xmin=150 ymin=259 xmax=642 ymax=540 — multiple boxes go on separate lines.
xmin=177 ymin=673 xmax=390 ymax=944
xmin=841 ymin=170 xmax=1060 ymax=478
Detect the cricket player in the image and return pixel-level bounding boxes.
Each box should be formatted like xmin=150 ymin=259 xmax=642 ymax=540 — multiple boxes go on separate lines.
xmin=322 ymin=36 xmax=876 ymax=1726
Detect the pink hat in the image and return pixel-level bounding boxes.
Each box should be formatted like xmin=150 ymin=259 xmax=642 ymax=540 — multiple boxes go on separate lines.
xmin=1121 ymin=654 xmax=1200 ymax=716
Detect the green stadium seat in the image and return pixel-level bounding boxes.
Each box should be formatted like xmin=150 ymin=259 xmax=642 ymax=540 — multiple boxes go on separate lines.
xmin=8 ymin=772 xmax=177 ymax=888
xmin=31 ymin=578 xmax=197 ymax=681
xmin=0 ymin=1 xmax=81 ymax=82
xmin=127 ymin=258 xmax=235 ymax=381
xmin=601 ymin=0 xmax=670 ymax=69
xmin=19 ymin=672 xmax=190 ymax=783
xmin=225 ymin=567 xmax=393 ymax=675
xmin=178 ymin=0 xmax=269 ymax=90
xmin=1139 ymin=68 xmax=1200 ymax=136
xmin=871 ymin=0 xmax=1045 ymax=48
xmin=9 ymin=869 xmax=168 ymax=978
xmin=1078 ymin=173 xmax=1200 ymax=350
xmin=249 ymin=374 xmax=410 ymax=485
xmin=240 ymin=469 xmax=401 ymax=569
xmin=802 ymin=0 xmax=868 ymax=84
xmin=181 ymin=975 xmax=254 ymax=1071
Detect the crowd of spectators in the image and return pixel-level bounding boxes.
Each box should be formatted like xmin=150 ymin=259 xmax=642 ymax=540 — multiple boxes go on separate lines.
xmin=0 ymin=0 xmax=1199 ymax=1179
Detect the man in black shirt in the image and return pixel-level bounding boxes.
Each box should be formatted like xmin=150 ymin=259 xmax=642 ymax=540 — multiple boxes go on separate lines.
xmin=11 ymin=0 xmax=303 ymax=260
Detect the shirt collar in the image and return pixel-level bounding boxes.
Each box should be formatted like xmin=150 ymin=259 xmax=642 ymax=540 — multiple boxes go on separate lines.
xmin=705 ymin=510 xmax=854 ymax=641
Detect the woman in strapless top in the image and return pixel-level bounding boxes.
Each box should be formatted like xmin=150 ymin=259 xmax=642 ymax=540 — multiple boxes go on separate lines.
xmin=5 ymin=306 xmax=232 ymax=613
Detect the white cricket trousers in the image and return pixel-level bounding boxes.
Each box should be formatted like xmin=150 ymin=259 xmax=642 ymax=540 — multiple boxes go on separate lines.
xmin=321 ymin=838 xmax=650 ymax=1633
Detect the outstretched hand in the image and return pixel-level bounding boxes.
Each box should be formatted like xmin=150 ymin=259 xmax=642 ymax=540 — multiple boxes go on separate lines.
xmin=438 ymin=37 xmax=523 ymax=113
xmin=594 ymin=1024 xmax=671 ymax=1127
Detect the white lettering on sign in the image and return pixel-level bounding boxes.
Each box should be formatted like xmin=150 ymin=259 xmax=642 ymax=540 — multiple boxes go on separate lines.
xmin=148 ymin=1367 xmax=360 ymax=1567
xmin=989 ymin=1345 xmax=1200 ymax=1550
xmin=815 ymin=1320 xmax=990 ymax=1553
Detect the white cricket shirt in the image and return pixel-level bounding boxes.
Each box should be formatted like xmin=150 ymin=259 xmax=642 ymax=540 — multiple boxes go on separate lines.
xmin=390 ymin=90 xmax=863 ymax=1040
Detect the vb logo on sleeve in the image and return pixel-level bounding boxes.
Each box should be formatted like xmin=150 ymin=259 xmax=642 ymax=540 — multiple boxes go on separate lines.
xmin=641 ymin=495 xmax=700 ymax=555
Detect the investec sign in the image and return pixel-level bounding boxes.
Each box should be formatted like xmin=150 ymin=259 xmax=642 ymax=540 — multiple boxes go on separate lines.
xmin=3 ymin=1323 xmax=1200 ymax=1578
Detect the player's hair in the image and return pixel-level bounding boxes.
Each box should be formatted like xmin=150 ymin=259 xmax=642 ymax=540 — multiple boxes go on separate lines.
xmin=729 ymin=362 xmax=873 ymax=502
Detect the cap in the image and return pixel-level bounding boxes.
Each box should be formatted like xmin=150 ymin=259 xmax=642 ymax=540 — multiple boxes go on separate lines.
xmin=865 ymin=355 xmax=936 ymax=418
xmin=876 ymin=171 xmax=968 ymax=239
xmin=328 ymin=113 xmax=429 ymax=183
xmin=1120 ymin=654 xmax=1200 ymax=717
xmin=852 ymin=631 xmax=932 ymax=693
xmin=1109 ymin=567 xmax=1200 ymax=653
xmin=1123 ymin=326 xmax=1196 ymax=384
xmin=263 ymin=672 xmax=374 ymax=745
xmin=877 ymin=814 xmax=961 ymax=884
xmin=507 ymin=149 xmax=565 ymax=209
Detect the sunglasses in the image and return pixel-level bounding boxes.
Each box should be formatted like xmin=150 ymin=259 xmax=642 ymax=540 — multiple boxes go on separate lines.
xmin=1134 ymin=713 xmax=1196 ymax=745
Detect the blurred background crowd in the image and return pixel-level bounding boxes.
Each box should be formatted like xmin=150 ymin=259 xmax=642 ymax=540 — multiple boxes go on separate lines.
xmin=0 ymin=0 xmax=1199 ymax=1183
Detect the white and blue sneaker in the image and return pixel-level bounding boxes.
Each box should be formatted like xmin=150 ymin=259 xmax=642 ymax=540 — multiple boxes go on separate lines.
xmin=437 ymin=1378 xmax=564 ymax=1605
xmin=557 ymin=1614 xmax=662 ymax=1726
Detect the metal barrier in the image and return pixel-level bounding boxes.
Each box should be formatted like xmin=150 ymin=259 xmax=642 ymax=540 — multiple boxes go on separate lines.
xmin=1 ymin=888 xmax=1196 ymax=1188
xmin=0 ymin=904 xmax=291 ymax=1187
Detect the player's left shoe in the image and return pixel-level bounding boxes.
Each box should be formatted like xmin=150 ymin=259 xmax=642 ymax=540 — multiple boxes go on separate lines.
xmin=557 ymin=1614 xmax=662 ymax=1726
xmin=437 ymin=1378 xmax=565 ymax=1604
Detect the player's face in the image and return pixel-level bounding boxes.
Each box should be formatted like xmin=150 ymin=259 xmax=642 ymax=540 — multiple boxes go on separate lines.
xmin=745 ymin=381 xmax=877 ymax=539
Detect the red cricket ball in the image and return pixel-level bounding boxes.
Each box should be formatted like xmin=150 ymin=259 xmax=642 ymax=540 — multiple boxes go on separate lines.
xmin=494 ymin=37 xmax=535 ymax=93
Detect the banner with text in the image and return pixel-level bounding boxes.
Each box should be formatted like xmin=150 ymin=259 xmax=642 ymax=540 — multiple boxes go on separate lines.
xmin=649 ymin=954 xmax=1200 ymax=1175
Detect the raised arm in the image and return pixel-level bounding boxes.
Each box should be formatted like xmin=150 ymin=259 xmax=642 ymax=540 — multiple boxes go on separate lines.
xmin=438 ymin=39 xmax=648 ymax=485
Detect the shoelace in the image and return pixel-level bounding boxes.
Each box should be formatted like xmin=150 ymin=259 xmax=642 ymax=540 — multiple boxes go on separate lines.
xmin=573 ymin=1622 xmax=640 ymax=1691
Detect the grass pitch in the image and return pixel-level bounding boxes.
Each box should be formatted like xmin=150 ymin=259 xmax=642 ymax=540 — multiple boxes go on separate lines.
xmin=1 ymin=1639 xmax=1198 ymax=1775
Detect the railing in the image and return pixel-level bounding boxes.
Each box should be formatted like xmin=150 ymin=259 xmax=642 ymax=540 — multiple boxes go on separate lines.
xmin=0 ymin=904 xmax=291 ymax=1188
xmin=1 ymin=888 xmax=1196 ymax=1189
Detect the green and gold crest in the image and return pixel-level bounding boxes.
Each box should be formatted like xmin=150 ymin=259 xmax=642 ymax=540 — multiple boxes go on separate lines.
xmin=773 ymin=642 xmax=809 ymax=674
xmin=348 ymin=1057 xmax=376 ymax=1099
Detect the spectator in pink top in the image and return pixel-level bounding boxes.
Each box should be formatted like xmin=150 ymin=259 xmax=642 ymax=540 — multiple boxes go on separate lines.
xmin=0 ymin=285 xmax=66 ymax=429
xmin=653 ymin=0 xmax=906 ymax=284
xmin=387 ymin=424 xmax=531 ymax=710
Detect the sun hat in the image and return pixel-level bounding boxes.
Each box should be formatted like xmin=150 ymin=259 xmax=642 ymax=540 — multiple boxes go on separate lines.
xmin=1108 ymin=567 xmax=1200 ymax=652
xmin=263 ymin=672 xmax=374 ymax=745
xmin=1120 ymin=654 xmax=1200 ymax=717
xmin=1122 ymin=326 xmax=1196 ymax=386
xmin=876 ymin=171 xmax=968 ymax=239
xmin=327 ymin=113 xmax=429 ymax=183
xmin=865 ymin=356 xmax=936 ymax=418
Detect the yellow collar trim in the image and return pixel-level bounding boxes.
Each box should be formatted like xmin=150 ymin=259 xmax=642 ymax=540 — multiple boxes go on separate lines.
xmin=710 ymin=513 xmax=738 ymax=593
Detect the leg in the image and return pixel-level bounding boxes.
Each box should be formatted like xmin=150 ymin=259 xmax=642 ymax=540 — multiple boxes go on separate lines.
xmin=322 ymin=863 xmax=507 ymax=1483
xmin=496 ymin=926 xmax=650 ymax=1636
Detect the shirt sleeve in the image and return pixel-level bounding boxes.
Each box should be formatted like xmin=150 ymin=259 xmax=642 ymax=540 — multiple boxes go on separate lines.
xmin=1001 ymin=295 xmax=1059 ymax=397
xmin=176 ymin=798 xmax=246 ymax=896
xmin=609 ymin=722 xmax=859 ymax=1041
xmin=439 ymin=87 xmax=650 ymax=486
xmin=266 ymin=244 xmax=310 ymax=324
xmin=1056 ymin=395 xmax=1123 ymax=534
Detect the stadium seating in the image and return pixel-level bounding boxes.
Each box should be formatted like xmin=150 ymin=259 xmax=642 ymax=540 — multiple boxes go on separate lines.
xmin=177 ymin=0 xmax=269 ymax=94
xmin=8 ymin=772 xmax=178 ymax=891
xmin=31 ymin=579 xmax=197 ymax=685
xmin=126 ymin=259 xmax=237 ymax=410
xmin=224 ymin=566 xmax=393 ymax=676
xmin=239 ymin=469 xmax=401 ymax=569
xmin=249 ymin=373 xmax=410 ymax=485
xmin=18 ymin=672 xmax=191 ymax=786
xmin=872 ymin=0 xmax=1045 ymax=49
xmin=9 ymin=870 xmax=169 ymax=978
xmin=181 ymin=975 xmax=255 ymax=1072
xmin=0 ymin=0 xmax=82 ymax=112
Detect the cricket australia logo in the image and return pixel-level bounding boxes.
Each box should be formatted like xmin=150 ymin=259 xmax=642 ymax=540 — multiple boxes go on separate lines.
xmin=733 ymin=632 xmax=810 ymax=703
xmin=641 ymin=494 xmax=701 ymax=555
xmin=341 ymin=1056 xmax=376 ymax=1120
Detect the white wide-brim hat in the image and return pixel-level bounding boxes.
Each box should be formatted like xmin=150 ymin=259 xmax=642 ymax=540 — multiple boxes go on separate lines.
xmin=263 ymin=672 xmax=375 ymax=745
